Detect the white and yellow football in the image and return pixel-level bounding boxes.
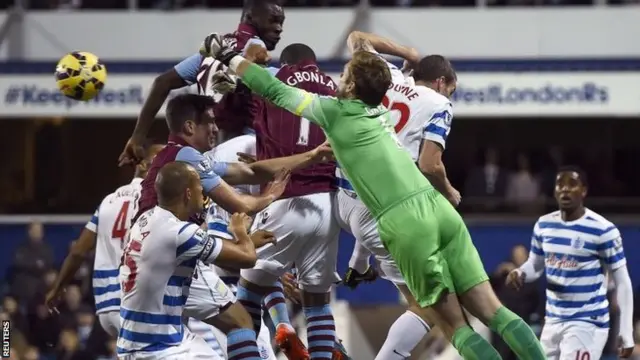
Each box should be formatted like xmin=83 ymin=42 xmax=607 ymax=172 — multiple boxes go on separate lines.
xmin=55 ymin=51 xmax=107 ymax=101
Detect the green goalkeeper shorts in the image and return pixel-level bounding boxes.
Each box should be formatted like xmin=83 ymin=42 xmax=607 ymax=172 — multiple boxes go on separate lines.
xmin=376 ymin=188 xmax=489 ymax=308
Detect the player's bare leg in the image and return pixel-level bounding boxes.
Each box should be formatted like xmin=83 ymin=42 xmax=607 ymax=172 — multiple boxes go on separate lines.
xmin=459 ymin=281 xmax=546 ymax=360
xmin=239 ymin=278 xmax=310 ymax=360
xmin=204 ymin=302 xmax=253 ymax=334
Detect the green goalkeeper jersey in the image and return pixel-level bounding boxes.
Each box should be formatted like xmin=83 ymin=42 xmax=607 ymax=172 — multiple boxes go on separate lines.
xmin=241 ymin=63 xmax=434 ymax=218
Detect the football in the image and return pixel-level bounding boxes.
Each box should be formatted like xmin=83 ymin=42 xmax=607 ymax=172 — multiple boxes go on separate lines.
xmin=55 ymin=51 xmax=107 ymax=101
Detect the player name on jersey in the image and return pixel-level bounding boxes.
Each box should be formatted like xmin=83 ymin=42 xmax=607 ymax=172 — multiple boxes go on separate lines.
xmin=388 ymin=83 xmax=419 ymax=101
xmin=284 ymin=70 xmax=336 ymax=90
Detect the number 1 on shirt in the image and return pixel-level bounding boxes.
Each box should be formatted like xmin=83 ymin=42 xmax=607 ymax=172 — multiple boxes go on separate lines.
xmin=297 ymin=117 xmax=311 ymax=146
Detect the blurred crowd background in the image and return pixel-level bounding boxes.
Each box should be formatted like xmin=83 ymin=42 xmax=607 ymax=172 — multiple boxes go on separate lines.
xmin=1 ymin=221 xmax=116 ymax=360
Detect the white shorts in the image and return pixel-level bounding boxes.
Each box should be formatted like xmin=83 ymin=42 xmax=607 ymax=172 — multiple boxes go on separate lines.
xmin=118 ymin=328 xmax=220 ymax=359
xmin=335 ymin=189 xmax=404 ymax=284
xmin=241 ymin=192 xmax=340 ymax=292
xmin=540 ymin=321 xmax=609 ymax=360
xmin=98 ymin=311 xmax=120 ymax=338
xmin=256 ymin=322 xmax=277 ymax=360
xmin=184 ymin=261 xmax=236 ymax=321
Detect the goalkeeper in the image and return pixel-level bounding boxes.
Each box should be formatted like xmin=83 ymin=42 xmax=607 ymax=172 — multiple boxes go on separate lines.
xmin=200 ymin=34 xmax=547 ymax=360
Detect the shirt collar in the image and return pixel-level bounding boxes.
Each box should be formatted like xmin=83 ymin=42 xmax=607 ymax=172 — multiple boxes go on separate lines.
xmin=237 ymin=23 xmax=259 ymax=37
xmin=297 ymin=59 xmax=319 ymax=70
xmin=167 ymin=134 xmax=190 ymax=147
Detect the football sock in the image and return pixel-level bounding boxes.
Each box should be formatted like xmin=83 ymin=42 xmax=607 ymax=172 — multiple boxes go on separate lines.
xmin=489 ymin=306 xmax=546 ymax=360
xmin=227 ymin=328 xmax=261 ymax=360
xmin=451 ymin=325 xmax=502 ymax=360
xmin=303 ymin=304 xmax=336 ymax=360
xmin=236 ymin=284 xmax=263 ymax=333
xmin=348 ymin=241 xmax=371 ymax=274
xmin=263 ymin=281 xmax=291 ymax=327
xmin=375 ymin=310 xmax=430 ymax=360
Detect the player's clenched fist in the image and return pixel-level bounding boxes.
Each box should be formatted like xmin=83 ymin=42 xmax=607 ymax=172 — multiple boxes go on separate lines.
xmin=310 ymin=141 xmax=335 ymax=163
xmin=244 ymin=42 xmax=271 ymax=65
xmin=446 ymin=187 xmax=462 ymax=207
xmin=199 ymin=33 xmax=239 ymax=65
xmin=505 ymin=269 xmax=526 ymax=291
xmin=228 ymin=212 xmax=252 ymax=234
xmin=281 ymin=272 xmax=301 ymax=304
xmin=199 ymin=33 xmax=225 ymax=57
xmin=619 ymin=342 xmax=633 ymax=358
xmin=119 ymin=137 xmax=145 ymax=166
xmin=210 ymin=69 xmax=237 ymax=95
xmin=250 ymin=229 xmax=276 ymax=248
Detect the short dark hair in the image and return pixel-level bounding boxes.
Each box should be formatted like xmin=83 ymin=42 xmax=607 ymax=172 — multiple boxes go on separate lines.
xmin=155 ymin=162 xmax=198 ymax=204
xmin=349 ymin=51 xmax=391 ymax=106
xmin=280 ymin=43 xmax=316 ymax=65
xmin=413 ymin=55 xmax=456 ymax=84
xmin=243 ymin=0 xmax=282 ymax=12
xmin=557 ymin=165 xmax=588 ymax=187
xmin=165 ymin=94 xmax=215 ymax=133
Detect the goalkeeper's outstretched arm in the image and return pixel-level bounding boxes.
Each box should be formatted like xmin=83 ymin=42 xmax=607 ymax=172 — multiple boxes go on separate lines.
xmin=230 ymin=54 xmax=335 ymax=129
xmin=200 ymin=34 xmax=338 ymax=130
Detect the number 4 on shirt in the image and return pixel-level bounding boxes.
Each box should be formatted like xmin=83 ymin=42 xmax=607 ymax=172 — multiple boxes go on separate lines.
xmin=111 ymin=201 xmax=130 ymax=245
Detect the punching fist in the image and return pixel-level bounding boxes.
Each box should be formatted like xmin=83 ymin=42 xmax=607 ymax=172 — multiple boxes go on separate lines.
xmin=199 ymin=33 xmax=240 ymax=66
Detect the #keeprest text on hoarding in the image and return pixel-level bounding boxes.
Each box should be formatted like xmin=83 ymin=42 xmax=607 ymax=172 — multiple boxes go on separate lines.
xmin=0 ymin=73 xmax=636 ymax=118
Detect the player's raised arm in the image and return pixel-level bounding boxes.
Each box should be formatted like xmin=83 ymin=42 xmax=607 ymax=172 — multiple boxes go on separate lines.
xmin=597 ymin=226 xmax=634 ymax=356
xmin=199 ymin=33 xmax=336 ymax=130
xmin=46 ymin=208 xmax=100 ymax=310
xmin=119 ymin=54 xmax=201 ymax=166
xmin=218 ymin=142 xmax=333 ymax=186
xmin=346 ymin=31 xmax=420 ymax=65
xmin=176 ymin=146 xmax=290 ymax=216
xmin=139 ymin=54 xmax=201 ymax=137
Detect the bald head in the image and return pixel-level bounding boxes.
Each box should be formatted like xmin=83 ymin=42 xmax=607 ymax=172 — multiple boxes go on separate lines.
xmin=155 ymin=162 xmax=200 ymax=205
